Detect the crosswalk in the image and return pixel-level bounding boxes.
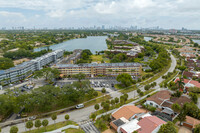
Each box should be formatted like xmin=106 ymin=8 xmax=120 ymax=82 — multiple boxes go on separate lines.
xmin=79 ymin=120 xmax=100 ymax=133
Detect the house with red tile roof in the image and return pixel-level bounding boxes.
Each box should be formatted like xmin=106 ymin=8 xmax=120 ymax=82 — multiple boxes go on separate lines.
xmin=111 ymin=105 xmax=146 ymax=120
xmin=110 ymin=105 xmax=146 ymax=132
xmin=183 ymin=116 xmax=200 ymax=129
xmin=183 ymin=71 xmax=194 ymax=79
xmin=144 ymin=90 xmax=191 ymax=116
xmin=174 ymin=77 xmax=200 ymax=88
xmin=144 ymin=90 xmax=171 ymax=109
xmin=119 ymin=115 xmax=166 ymax=133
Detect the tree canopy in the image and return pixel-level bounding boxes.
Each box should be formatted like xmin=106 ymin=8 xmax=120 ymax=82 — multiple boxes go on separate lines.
xmin=0 ymin=57 xmax=14 ymax=70
xmin=158 ymin=121 xmax=177 ymax=133
xmin=117 ymin=73 xmax=133 ymax=87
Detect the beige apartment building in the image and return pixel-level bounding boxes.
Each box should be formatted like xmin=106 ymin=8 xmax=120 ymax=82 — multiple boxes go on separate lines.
xmin=54 ymin=63 xmax=142 ymax=78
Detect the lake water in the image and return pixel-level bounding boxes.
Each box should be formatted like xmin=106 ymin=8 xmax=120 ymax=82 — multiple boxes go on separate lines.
xmin=144 ymin=37 xmax=152 ymax=41
xmin=193 ymin=39 xmax=200 ymax=44
xmin=34 ymin=36 xmax=108 ymax=53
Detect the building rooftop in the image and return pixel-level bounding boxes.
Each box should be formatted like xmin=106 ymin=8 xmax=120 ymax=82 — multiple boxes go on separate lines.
xmin=112 ymin=105 xmax=146 ymax=120
xmin=185 ymin=116 xmax=200 ymax=128
xmin=137 ymin=116 xmax=166 ymax=133
xmin=55 ymin=62 xmax=141 ymax=68
xmin=146 ymin=90 xmax=171 ymax=105
xmin=120 ymin=119 xmax=140 ymax=133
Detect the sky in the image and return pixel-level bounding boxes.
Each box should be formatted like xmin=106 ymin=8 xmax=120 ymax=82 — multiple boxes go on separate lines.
xmin=0 ymin=0 xmax=199 ymax=29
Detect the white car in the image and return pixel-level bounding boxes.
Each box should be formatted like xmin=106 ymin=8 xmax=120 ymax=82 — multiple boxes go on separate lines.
xmin=76 ymin=104 xmax=84 ymax=109
xmin=28 ymin=116 xmax=36 ymax=120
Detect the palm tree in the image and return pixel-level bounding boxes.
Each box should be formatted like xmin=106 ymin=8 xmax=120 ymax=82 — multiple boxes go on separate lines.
xmin=176 ymin=77 xmax=185 ymax=91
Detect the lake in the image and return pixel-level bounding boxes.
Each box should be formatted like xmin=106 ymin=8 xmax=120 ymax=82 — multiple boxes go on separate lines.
xmin=193 ymin=39 xmax=200 ymax=44
xmin=144 ymin=37 xmax=152 ymax=41
xmin=34 ymin=36 xmax=108 ymax=53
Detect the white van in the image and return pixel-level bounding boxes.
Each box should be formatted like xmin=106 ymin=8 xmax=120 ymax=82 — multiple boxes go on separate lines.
xmin=76 ymin=104 xmax=84 ymax=109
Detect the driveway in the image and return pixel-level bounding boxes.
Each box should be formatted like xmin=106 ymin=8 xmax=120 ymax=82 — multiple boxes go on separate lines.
xmin=178 ymin=127 xmax=192 ymax=133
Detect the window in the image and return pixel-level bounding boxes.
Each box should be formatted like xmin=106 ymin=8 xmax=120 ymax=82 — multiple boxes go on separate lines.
xmin=150 ymin=102 xmax=153 ymax=105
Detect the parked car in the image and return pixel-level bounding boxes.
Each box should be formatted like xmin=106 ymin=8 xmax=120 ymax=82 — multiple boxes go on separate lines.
xmin=28 ymin=116 xmax=36 ymax=120
xmin=76 ymin=104 xmax=84 ymax=109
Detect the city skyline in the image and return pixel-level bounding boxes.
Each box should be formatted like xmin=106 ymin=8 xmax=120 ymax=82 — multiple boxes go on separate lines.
xmin=0 ymin=0 xmax=200 ymax=30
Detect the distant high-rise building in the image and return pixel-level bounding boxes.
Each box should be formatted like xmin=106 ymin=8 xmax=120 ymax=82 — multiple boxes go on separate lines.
xmin=102 ymin=25 xmax=105 ymax=29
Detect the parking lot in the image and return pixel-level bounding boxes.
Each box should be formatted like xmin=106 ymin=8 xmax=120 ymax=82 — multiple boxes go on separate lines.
xmin=56 ymin=79 xmax=119 ymax=91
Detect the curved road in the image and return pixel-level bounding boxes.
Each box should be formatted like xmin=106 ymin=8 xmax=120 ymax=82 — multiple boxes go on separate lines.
xmin=1 ymin=54 xmax=177 ymax=133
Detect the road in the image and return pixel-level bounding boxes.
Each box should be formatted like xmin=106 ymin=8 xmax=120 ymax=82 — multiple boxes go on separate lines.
xmin=1 ymin=54 xmax=177 ymax=133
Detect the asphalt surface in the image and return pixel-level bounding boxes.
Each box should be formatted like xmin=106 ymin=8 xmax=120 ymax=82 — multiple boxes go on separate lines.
xmin=1 ymin=54 xmax=177 ymax=133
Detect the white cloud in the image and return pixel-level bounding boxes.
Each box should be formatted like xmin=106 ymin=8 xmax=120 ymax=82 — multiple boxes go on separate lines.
xmin=0 ymin=11 xmax=24 ymax=17
xmin=0 ymin=0 xmax=200 ymax=29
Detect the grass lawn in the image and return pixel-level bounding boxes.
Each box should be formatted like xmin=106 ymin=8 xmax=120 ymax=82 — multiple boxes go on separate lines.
xmin=91 ymin=55 xmax=103 ymax=62
xmin=63 ymin=128 xmax=84 ymax=133
xmin=23 ymin=121 xmax=78 ymax=133
xmin=114 ymin=84 xmax=137 ymax=94
xmin=91 ymin=55 xmax=110 ymax=63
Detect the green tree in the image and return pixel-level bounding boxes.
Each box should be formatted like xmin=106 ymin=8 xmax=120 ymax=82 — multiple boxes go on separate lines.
xmin=94 ymin=104 xmax=100 ymax=112
xmin=51 ymin=114 xmax=57 ymax=128
xmin=101 ymin=88 xmax=106 ymax=94
xmin=91 ymin=113 xmax=96 ymax=121
xmin=111 ymin=99 xmax=115 ymax=107
xmin=65 ymin=114 xmax=70 ymax=121
xmin=26 ymin=120 xmax=33 ymax=133
xmin=35 ymin=119 xmax=42 ymax=132
xmin=117 ymin=73 xmax=133 ymax=87
xmin=144 ymin=84 xmax=151 ymax=90
xmin=115 ymin=97 xmax=119 ymax=104
xmin=42 ymin=119 xmax=49 ymax=131
xmin=171 ymin=103 xmax=181 ymax=113
xmin=176 ymin=78 xmax=185 ymax=91
xmin=158 ymin=121 xmax=177 ymax=133
xmin=34 ymin=67 xmax=60 ymax=83
xmin=0 ymin=127 xmax=1 ymax=133
xmin=0 ymin=57 xmax=14 ymax=70
xmin=72 ymin=73 xmax=86 ymax=82
xmin=178 ymin=66 xmax=186 ymax=74
xmin=189 ymin=93 xmax=198 ymax=104
xmin=103 ymin=103 xmax=110 ymax=112
xmin=178 ymin=110 xmax=186 ymax=125
xmin=194 ymin=124 xmax=200 ymax=133
xmin=10 ymin=126 xmax=18 ymax=133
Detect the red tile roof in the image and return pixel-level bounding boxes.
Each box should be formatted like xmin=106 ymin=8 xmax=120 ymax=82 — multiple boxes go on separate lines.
xmin=185 ymin=116 xmax=200 ymax=128
xmin=146 ymin=90 xmax=171 ymax=105
xmin=174 ymin=78 xmax=200 ymax=88
xmin=137 ymin=116 xmax=166 ymax=133
xmin=112 ymin=105 xmax=146 ymax=120
xmin=183 ymin=71 xmax=194 ymax=78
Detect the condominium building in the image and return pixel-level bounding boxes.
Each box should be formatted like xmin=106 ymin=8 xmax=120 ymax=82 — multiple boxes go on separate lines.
xmin=0 ymin=49 xmax=64 ymax=84
xmin=54 ymin=62 xmax=142 ymax=78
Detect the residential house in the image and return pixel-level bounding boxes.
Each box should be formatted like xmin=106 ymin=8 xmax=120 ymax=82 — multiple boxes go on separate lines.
xmin=111 ymin=105 xmax=146 ymax=120
xmin=145 ymin=90 xmax=191 ymax=116
xmin=110 ymin=105 xmax=146 ymax=131
xmin=183 ymin=116 xmax=200 ymax=129
xmin=174 ymin=77 xmax=200 ymax=89
xmin=118 ymin=115 xmax=166 ymax=133
xmin=183 ymin=71 xmax=194 ymax=79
